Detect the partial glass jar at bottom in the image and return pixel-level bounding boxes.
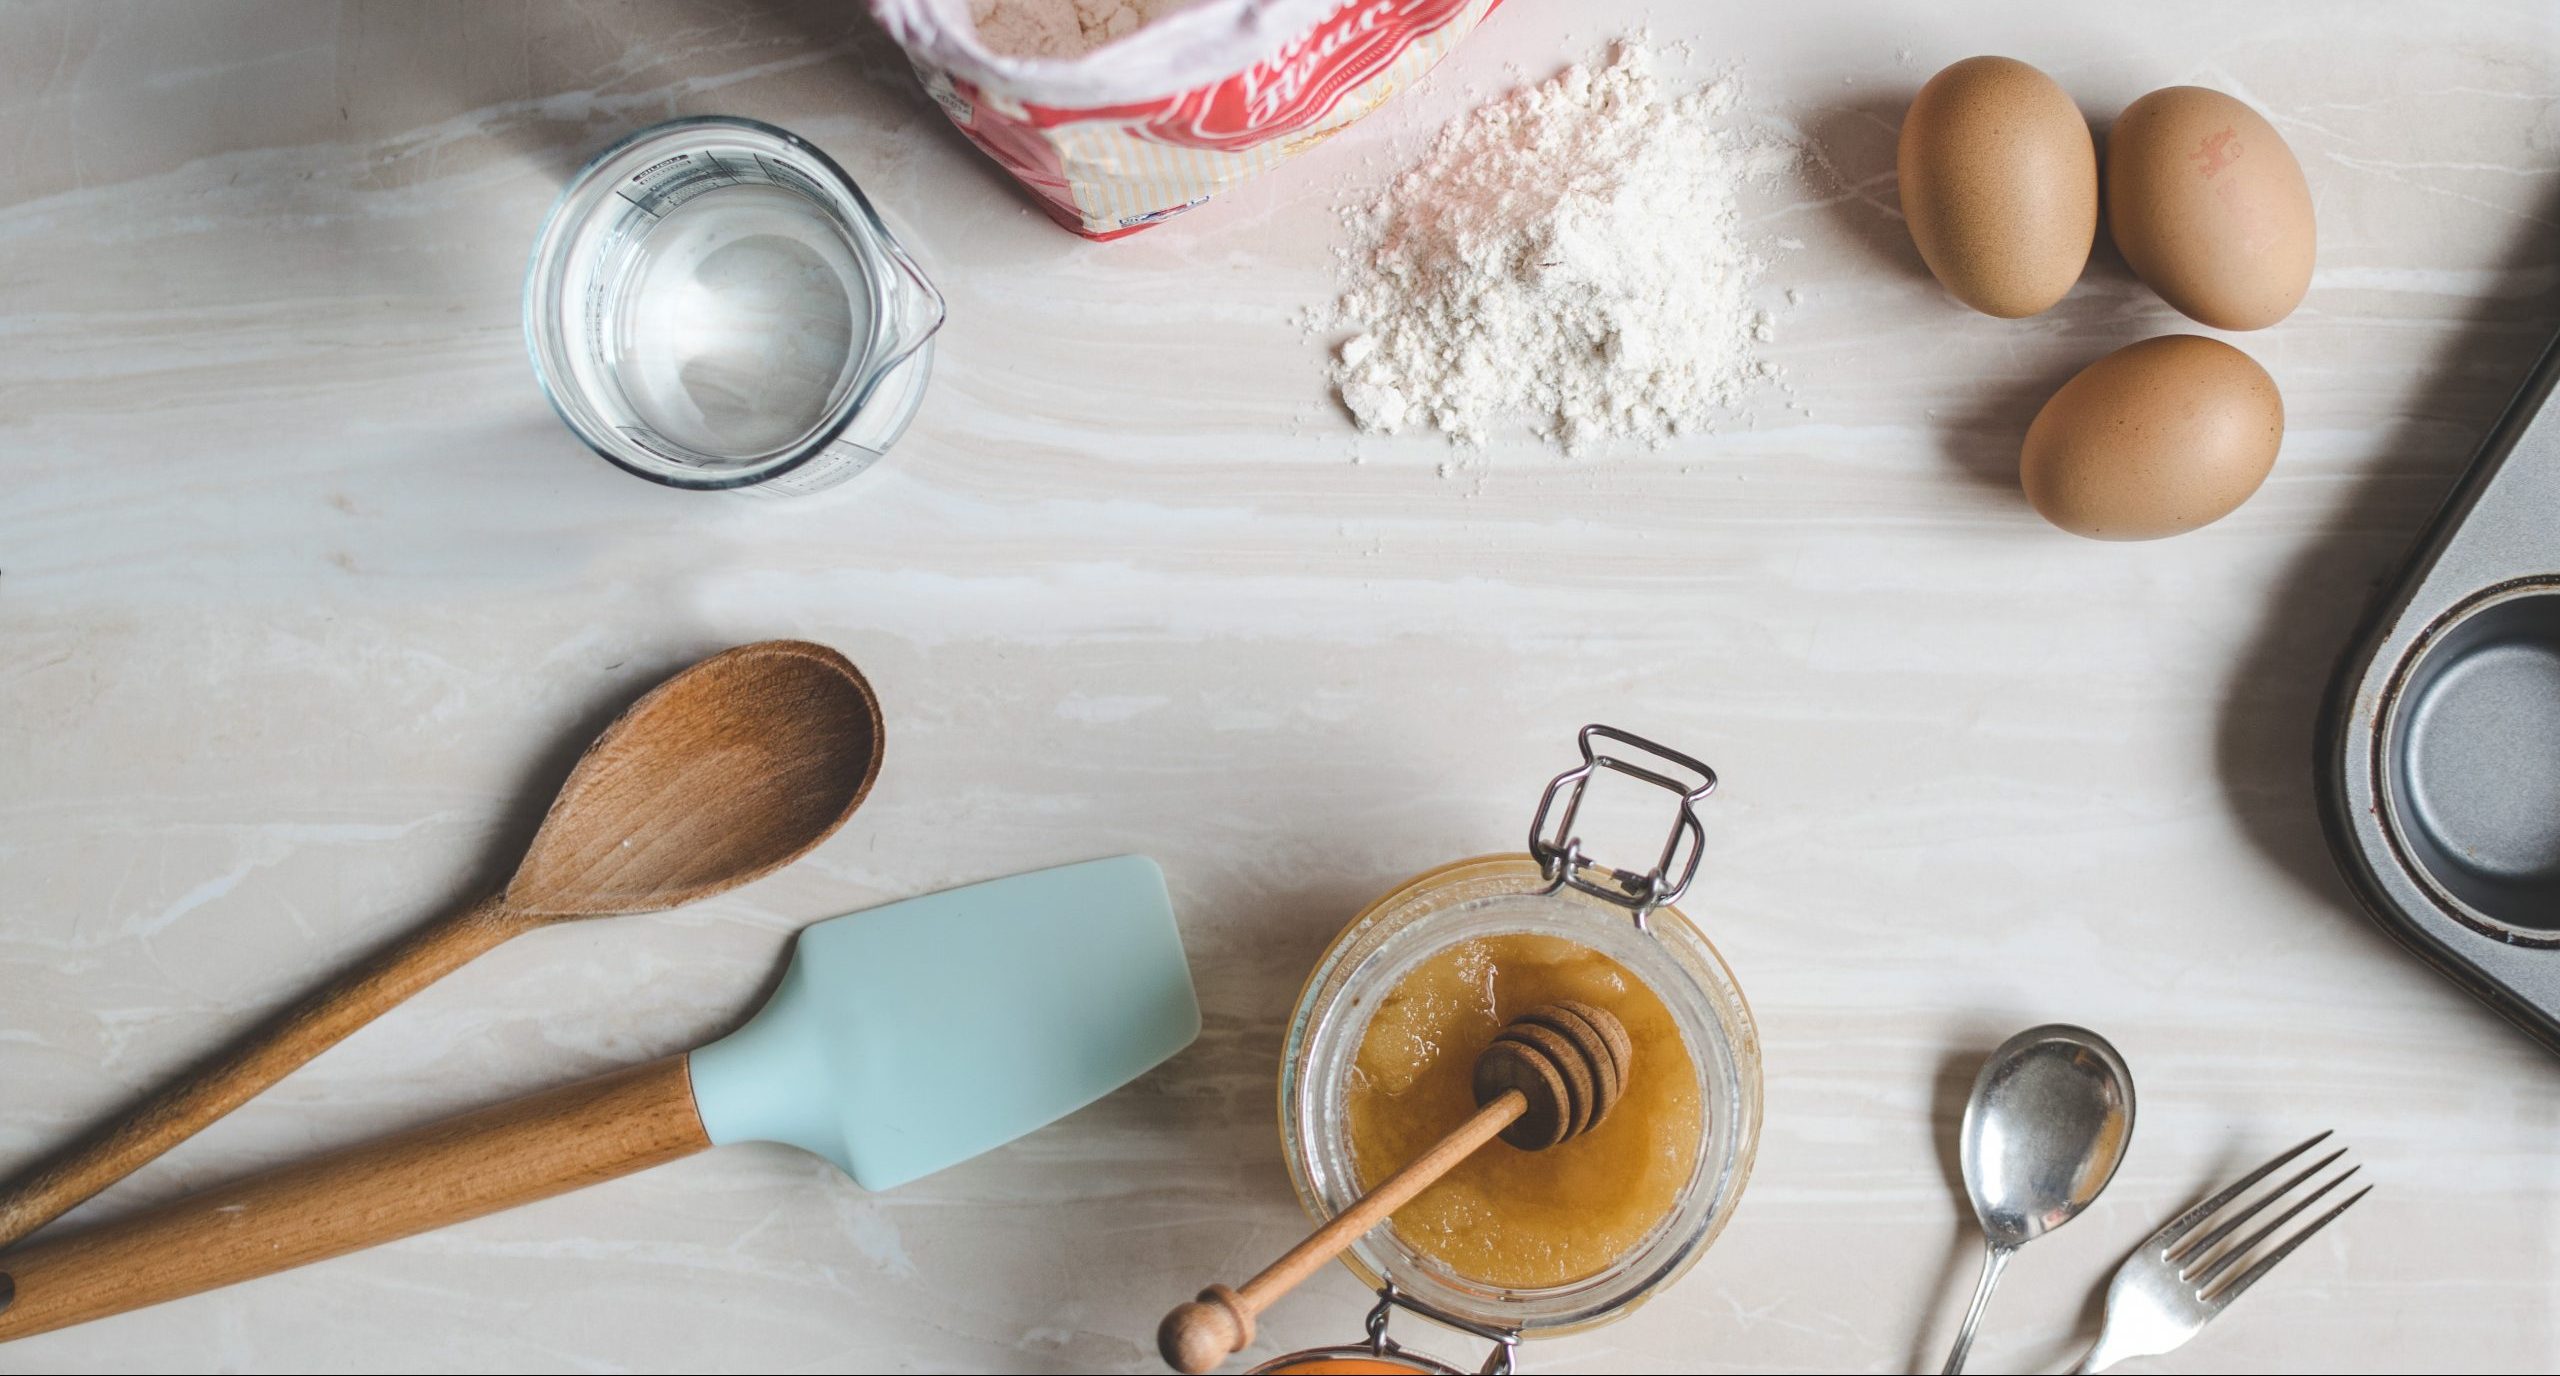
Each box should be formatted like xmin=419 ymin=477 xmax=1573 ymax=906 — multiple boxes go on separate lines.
xmin=1277 ymin=855 xmax=1761 ymax=1347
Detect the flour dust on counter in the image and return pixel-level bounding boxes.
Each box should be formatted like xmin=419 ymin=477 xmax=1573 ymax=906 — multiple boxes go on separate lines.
xmin=1325 ymin=39 xmax=1798 ymax=458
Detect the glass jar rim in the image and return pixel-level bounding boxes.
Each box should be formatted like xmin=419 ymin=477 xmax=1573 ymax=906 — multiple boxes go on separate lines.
xmin=1278 ymin=854 xmax=1761 ymax=1339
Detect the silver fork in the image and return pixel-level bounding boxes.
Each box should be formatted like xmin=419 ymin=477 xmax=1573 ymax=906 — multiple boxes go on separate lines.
xmin=2072 ymin=1132 xmax=2370 ymax=1374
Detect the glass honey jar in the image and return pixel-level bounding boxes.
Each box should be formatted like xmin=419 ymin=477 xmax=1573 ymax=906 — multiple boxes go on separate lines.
xmin=1263 ymin=728 xmax=1762 ymax=1373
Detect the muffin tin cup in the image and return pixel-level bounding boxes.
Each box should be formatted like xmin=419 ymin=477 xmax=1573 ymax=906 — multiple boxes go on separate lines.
xmin=2323 ymin=330 xmax=2560 ymax=1041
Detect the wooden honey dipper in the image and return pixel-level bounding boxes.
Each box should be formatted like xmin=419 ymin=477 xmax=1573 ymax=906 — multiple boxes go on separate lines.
xmin=1158 ymin=1001 xmax=1633 ymax=1374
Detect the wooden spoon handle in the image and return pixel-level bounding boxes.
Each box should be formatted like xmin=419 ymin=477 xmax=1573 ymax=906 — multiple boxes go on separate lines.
xmin=0 ymin=1053 xmax=709 ymax=1341
xmin=0 ymin=895 xmax=527 ymax=1250
xmin=1158 ymin=1090 xmax=1526 ymax=1374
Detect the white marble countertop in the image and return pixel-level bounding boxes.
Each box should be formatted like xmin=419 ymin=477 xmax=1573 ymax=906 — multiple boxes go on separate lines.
xmin=6 ymin=1 xmax=2559 ymax=1371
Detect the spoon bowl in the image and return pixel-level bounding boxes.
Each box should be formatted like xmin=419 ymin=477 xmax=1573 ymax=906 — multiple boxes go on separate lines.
xmin=1941 ymin=1024 xmax=2135 ymax=1374
xmin=1962 ymin=1024 xmax=2137 ymax=1245
xmin=506 ymin=640 xmax=884 ymax=915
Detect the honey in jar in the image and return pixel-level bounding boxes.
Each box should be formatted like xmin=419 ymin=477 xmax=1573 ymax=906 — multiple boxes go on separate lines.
xmin=1342 ymin=932 xmax=1703 ymax=1289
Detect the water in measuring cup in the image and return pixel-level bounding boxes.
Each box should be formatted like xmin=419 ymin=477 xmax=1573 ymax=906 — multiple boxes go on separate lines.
xmin=605 ymin=183 xmax=871 ymax=459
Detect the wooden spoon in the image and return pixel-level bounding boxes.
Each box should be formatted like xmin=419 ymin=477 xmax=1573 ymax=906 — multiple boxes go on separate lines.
xmin=0 ymin=639 xmax=884 ymax=1251
xmin=1158 ymin=1000 xmax=1634 ymax=1374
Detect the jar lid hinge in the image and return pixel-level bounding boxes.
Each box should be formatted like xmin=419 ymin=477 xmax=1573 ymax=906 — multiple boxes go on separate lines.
xmin=1528 ymin=725 xmax=1719 ymax=930
xmin=1365 ymin=1281 xmax=1520 ymax=1375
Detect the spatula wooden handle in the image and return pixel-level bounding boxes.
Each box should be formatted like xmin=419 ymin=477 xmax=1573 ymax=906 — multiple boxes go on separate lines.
xmin=0 ymin=894 xmax=530 ymax=1251
xmin=0 ymin=1053 xmax=709 ymax=1342
xmin=1158 ymin=1090 xmax=1526 ymax=1374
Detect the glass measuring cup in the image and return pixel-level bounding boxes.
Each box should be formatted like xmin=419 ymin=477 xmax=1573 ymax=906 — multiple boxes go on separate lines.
xmin=525 ymin=117 xmax=944 ymax=495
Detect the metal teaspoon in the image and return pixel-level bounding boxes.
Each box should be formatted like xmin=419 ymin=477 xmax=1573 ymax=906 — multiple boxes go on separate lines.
xmin=1940 ymin=1024 xmax=2135 ymax=1374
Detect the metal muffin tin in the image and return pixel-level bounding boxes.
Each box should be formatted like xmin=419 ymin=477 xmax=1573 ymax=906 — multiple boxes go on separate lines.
xmin=2323 ymin=330 xmax=2560 ymax=1045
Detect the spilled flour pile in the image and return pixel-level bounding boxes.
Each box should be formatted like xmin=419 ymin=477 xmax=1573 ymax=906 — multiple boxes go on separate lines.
xmin=1329 ymin=41 xmax=1794 ymax=456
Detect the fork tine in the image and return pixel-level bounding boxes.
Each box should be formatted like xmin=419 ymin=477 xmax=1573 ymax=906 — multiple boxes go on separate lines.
xmin=2169 ymin=1148 xmax=2349 ymax=1266
xmin=2151 ymin=1131 xmax=2334 ymax=1252
xmin=2201 ymin=1185 xmax=2373 ymax=1307
xmin=2188 ymin=1164 xmax=2359 ymax=1287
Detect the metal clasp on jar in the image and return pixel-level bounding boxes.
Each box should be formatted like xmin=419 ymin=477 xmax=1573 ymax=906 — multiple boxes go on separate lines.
xmin=1245 ymin=1283 xmax=1518 ymax=1376
xmin=1360 ymin=1281 xmax=1519 ymax=1375
xmin=1527 ymin=725 xmax=1719 ymax=932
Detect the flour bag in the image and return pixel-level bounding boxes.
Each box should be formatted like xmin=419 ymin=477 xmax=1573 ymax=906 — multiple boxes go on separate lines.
xmin=870 ymin=0 xmax=1501 ymax=239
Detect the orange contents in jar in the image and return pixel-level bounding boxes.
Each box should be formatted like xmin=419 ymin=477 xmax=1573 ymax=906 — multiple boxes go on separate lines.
xmin=1343 ymin=933 xmax=1701 ymax=1289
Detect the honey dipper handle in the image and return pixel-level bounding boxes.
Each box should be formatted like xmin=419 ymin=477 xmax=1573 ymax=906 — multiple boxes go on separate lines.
xmin=1158 ymin=1090 xmax=1526 ymax=1374
xmin=0 ymin=893 xmax=530 ymax=1251
xmin=0 ymin=1054 xmax=710 ymax=1342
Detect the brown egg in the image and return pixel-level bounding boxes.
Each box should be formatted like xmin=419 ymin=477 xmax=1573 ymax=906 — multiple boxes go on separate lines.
xmin=1897 ymin=56 xmax=2097 ymax=317
xmin=2106 ymin=87 xmax=2315 ymax=330
xmin=2021 ymin=335 xmax=2283 ymax=540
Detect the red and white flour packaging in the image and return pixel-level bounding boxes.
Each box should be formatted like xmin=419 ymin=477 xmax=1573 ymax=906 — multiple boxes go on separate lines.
xmin=869 ymin=0 xmax=1502 ymax=239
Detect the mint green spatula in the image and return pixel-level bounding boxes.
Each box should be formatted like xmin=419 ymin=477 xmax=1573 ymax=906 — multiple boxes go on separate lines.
xmin=0 ymin=856 xmax=1199 ymax=1341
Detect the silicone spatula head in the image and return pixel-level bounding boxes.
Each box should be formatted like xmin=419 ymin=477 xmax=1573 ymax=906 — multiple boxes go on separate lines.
xmin=685 ymin=856 xmax=1199 ymax=1189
